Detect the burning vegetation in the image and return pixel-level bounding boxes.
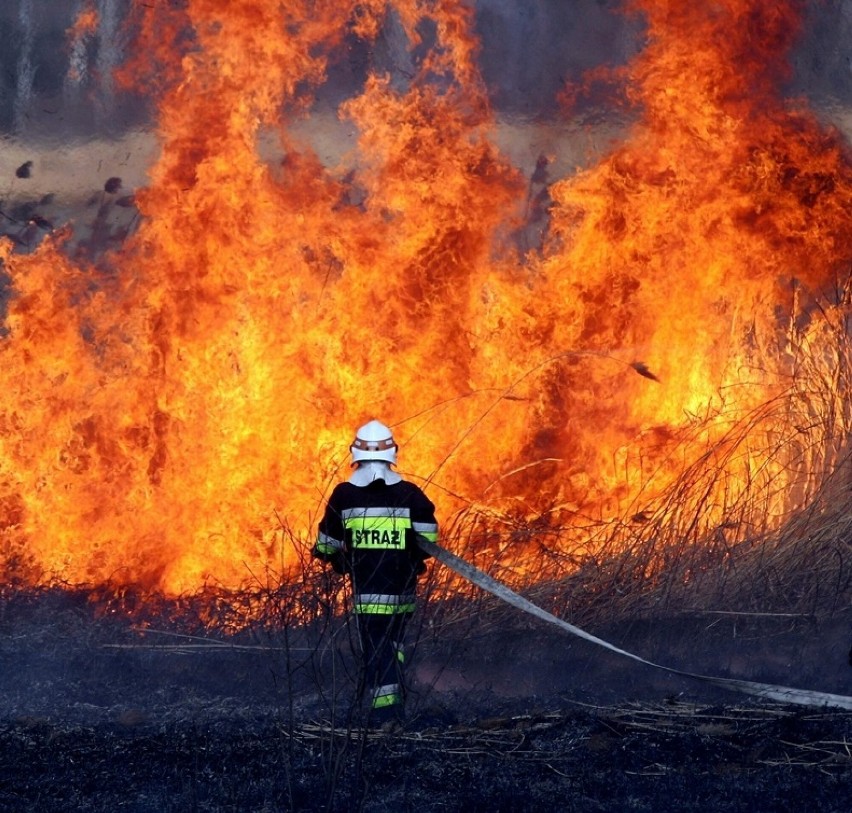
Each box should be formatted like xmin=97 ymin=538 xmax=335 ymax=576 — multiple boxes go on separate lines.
xmin=0 ymin=0 xmax=850 ymax=611
xmin=1 ymin=2 xmax=852 ymax=806
xmin=0 ymin=0 xmax=847 ymax=636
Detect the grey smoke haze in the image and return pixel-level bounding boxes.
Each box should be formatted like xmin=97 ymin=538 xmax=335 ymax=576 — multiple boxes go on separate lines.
xmin=2 ymin=0 xmax=852 ymax=142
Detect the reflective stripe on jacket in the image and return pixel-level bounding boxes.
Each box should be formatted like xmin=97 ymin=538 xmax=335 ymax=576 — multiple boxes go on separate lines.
xmin=312 ymin=478 xmax=439 ymax=607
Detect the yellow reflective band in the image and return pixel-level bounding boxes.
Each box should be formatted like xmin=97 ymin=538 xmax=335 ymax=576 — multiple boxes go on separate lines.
xmin=413 ymin=522 xmax=438 ymax=543
xmin=355 ymin=602 xmax=416 ymax=615
xmin=372 ymin=693 xmax=403 ymax=709
xmin=346 ymin=515 xmax=411 ymax=549
xmin=316 ymin=531 xmax=344 ymax=553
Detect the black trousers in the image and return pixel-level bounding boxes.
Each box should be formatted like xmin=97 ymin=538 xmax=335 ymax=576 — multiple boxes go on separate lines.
xmin=356 ymin=612 xmax=411 ymax=715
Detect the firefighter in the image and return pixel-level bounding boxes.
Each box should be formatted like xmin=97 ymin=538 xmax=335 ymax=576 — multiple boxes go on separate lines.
xmin=313 ymin=419 xmax=439 ymax=726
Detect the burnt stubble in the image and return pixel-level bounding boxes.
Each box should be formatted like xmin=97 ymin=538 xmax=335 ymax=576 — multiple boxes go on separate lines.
xmin=1 ymin=587 xmax=851 ymax=813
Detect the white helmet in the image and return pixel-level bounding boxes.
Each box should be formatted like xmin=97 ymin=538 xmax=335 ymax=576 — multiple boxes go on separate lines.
xmin=350 ymin=419 xmax=398 ymax=465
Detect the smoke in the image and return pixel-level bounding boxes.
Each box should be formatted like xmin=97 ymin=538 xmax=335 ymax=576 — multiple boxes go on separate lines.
xmin=0 ymin=0 xmax=143 ymax=140
xmin=3 ymin=1 xmax=852 ymax=140
xmin=1 ymin=0 xmax=847 ymax=239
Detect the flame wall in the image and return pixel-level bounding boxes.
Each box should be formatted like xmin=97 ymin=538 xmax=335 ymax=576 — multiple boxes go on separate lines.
xmin=2 ymin=0 xmax=852 ymax=595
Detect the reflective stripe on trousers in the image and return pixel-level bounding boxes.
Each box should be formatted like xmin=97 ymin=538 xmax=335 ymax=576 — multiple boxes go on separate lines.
xmin=354 ymin=593 xmax=415 ymax=614
xmin=372 ymin=682 xmax=403 ymax=708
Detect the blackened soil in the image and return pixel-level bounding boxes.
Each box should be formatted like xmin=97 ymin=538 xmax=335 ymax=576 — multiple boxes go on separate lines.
xmin=1 ymin=589 xmax=852 ymax=812
xmin=2 ymin=703 xmax=852 ymax=812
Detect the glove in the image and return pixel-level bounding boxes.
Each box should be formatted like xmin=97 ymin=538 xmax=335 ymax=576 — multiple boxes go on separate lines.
xmin=330 ymin=553 xmax=347 ymax=576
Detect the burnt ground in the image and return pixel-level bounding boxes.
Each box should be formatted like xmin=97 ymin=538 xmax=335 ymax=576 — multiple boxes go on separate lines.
xmin=1 ymin=589 xmax=851 ymax=812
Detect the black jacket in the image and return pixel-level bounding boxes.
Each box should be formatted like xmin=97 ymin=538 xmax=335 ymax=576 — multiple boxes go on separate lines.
xmin=313 ymin=478 xmax=439 ymax=613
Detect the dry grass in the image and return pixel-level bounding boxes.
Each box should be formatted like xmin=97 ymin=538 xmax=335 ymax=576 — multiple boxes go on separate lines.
xmin=293 ymin=698 xmax=852 ymax=778
xmin=2 ymin=281 xmax=852 ymax=653
xmin=421 ymin=280 xmax=852 ymax=634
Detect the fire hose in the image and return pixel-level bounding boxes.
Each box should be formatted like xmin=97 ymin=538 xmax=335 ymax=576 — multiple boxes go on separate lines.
xmin=417 ymin=538 xmax=852 ymax=711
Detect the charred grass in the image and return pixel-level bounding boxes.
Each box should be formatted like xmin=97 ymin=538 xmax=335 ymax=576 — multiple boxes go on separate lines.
xmin=2 ymin=684 xmax=852 ymax=812
xmin=1 ymin=579 xmax=851 ymax=813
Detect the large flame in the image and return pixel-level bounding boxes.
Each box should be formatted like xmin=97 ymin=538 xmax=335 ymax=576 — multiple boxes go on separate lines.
xmin=1 ymin=0 xmax=851 ymax=596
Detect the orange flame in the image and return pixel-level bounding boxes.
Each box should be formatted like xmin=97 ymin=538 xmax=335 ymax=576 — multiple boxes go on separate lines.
xmin=68 ymin=3 xmax=99 ymax=38
xmin=1 ymin=0 xmax=851 ymax=597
